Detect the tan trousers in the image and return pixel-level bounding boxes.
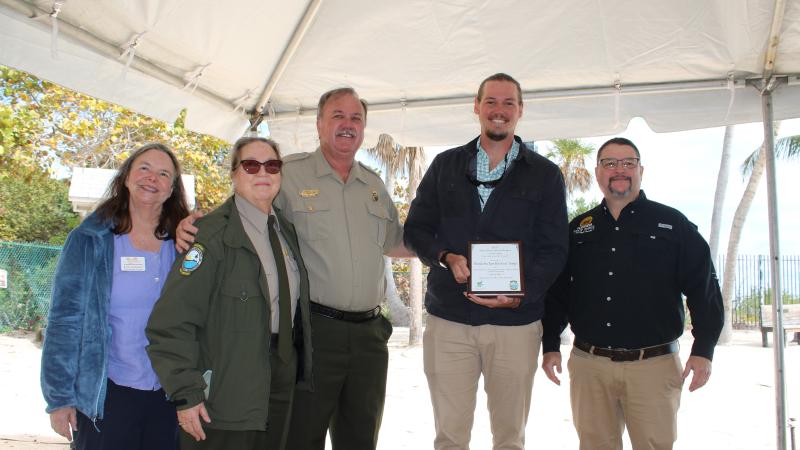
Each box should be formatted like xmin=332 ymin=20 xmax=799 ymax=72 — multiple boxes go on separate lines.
xmin=423 ymin=315 xmax=542 ymax=450
xmin=567 ymin=347 xmax=683 ymax=450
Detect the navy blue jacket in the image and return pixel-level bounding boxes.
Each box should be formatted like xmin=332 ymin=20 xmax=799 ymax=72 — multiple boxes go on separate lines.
xmin=404 ymin=136 xmax=568 ymax=326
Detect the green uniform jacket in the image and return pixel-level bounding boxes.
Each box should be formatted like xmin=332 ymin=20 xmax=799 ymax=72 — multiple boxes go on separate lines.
xmin=146 ymin=196 xmax=313 ymax=431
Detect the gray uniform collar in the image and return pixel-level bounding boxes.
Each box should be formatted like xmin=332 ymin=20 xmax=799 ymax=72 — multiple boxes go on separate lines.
xmin=235 ymin=194 xmax=279 ymax=233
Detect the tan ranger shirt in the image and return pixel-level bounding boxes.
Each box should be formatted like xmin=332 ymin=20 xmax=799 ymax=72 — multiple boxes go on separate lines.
xmin=275 ymin=148 xmax=403 ymax=312
xmin=235 ymin=195 xmax=300 ymax=332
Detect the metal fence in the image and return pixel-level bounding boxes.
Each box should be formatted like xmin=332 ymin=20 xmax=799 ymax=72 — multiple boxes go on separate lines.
xmin=0 ymin=241 xmax=62 ymax=331
xmin=718 ymin=254 xmax=800 ymax=329
xmin=1 ymin=239 xmax=798 ymax=331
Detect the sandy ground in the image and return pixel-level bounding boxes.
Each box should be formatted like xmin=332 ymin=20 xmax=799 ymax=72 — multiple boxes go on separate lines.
xmin=1 ymin=329 xmax=797 ymax=449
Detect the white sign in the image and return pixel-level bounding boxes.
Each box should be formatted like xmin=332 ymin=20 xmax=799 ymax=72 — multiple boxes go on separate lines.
xmin=0 ymin=269 xmax=7 ymax=289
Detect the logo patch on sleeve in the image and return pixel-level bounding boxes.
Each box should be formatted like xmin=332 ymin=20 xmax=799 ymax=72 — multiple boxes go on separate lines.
xmin=180 ymin=244 xmax=205 ymax=275
xmin=658 ymin=223 xmax=673 ymax=230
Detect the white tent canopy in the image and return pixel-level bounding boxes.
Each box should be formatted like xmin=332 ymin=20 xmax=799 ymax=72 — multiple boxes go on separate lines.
xmin=1 ymin=0 xmax=799 ymax=149
xmin=1 ymin=1 xmax=798 ymax=448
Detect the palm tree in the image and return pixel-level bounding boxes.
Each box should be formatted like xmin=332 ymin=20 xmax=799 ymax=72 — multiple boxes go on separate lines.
xmin=400 ymin=145 xmax=426 ymax=346
xmin=719 ymin=126 xmax=800 ymax=343
xmin=709 ymin=125 xmax=735 ymax=264
xmin=365 ymin=135 xmax=427 ymax=345
xmin=365 ymin=134 xmax=409 ymax=326
xmin=546 ymin=139 xmax=594 ymax=198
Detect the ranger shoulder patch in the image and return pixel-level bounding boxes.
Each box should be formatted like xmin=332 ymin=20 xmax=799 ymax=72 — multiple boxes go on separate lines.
xmin=180 ymin=243 xmax=205 ymax=275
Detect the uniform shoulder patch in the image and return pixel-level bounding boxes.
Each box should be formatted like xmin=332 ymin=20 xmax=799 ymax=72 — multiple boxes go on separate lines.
xmin=180 ymin=243 xmax=205 ymax=275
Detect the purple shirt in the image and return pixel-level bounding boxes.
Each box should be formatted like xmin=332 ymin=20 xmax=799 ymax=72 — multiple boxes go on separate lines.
xmin=107 ymin=234 xmax=174 ymax=390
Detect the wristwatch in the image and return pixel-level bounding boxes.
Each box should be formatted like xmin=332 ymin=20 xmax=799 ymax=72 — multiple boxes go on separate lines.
xmin=439 ymin=250 xmax=451 ymax=269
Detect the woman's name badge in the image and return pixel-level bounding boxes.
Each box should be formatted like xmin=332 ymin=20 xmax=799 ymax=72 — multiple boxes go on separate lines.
xmin=121 ymin=256 xmax=146 ymax=271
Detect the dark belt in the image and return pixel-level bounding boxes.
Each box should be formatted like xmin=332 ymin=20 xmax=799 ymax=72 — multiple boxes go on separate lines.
xmin=309 ymin=301 xmax=381 ymax=323
xmin=574 ymin=338 xmax=678 ymax=362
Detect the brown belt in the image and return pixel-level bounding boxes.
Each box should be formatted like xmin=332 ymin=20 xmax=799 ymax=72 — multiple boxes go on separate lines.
xmin=574 ymin=338 xmax=678 ymax=362
xmin=309 ymin=301 xmax=381 ymax=323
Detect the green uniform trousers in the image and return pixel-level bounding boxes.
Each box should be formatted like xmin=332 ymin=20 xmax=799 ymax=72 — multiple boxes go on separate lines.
xmin=287 ymin=313 xmax=392 ymax=450
xmin=180 ymin=346 xmax=297 ymax=450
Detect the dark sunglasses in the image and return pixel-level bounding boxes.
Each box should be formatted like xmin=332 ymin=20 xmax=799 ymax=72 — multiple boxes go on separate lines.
xmin=238 ymin=159 xmax=283 ymax=174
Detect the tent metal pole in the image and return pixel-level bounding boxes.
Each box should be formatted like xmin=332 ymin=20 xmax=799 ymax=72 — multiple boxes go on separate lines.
xmin=761 ymin=1 xmax=788 ymax=447
xmin=760 ymin=81 xmax=788 ymax=450
xmin=253 ymin=0 xmax=324 ymax=117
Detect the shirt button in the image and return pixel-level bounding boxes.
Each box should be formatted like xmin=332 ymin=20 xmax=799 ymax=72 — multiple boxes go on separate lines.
xmin=611 ymin=247 xmax=616 ymax=252
xmin=631 ymin=210 xmax=635 ymax=214
xmin=606 ymin=322 xmax=612 ymax=327
xmin=307 ymin=206 xmax=314 ymax=211
xmin=615 ymin=226 xmax=619 ymax=231
xmin=606 ymin=296 xmax=611 ymax=301
xmin=608 ymin=271 xmax=613 ymax=276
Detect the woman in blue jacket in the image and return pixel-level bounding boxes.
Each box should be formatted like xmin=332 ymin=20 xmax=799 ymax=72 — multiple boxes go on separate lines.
xmin=40 ymin=143 xmax=189 ymax=450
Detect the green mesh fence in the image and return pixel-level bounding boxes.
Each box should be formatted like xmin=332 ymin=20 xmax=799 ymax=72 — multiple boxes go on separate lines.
xmin=0 ymin=241 xmax=62 ymax=331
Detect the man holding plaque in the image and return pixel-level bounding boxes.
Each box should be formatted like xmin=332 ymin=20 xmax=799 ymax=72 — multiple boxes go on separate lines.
xmin=541 ymin=137 xmax=723 ymax=450
xmin=404 ymin=73 xmax=568 ymax=450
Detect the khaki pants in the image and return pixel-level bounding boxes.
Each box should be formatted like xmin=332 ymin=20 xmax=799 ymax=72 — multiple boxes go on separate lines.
xmin=567 ymin=347 xmax=683 ymax=450
xmin=423 ymin=315 xmax=542 ymax=450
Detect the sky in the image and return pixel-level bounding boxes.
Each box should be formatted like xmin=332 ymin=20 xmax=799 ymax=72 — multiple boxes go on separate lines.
xmin=390 ymin=118 xmax=800 ymax=256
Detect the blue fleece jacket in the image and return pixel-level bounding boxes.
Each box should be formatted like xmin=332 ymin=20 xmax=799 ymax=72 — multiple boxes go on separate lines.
xmin=40 ymin=212 xmax=113 ymax=420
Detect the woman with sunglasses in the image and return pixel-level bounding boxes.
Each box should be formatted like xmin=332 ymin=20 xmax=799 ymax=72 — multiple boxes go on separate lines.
xmin=146 ymin=137 xmax=313 ymax=450
xmin=41 ymin=143 xmax=189 ymax=450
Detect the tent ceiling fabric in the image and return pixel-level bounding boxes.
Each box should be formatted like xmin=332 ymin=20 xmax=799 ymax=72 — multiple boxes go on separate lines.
xmin=1 ymin=0 xmax=799 ymax=151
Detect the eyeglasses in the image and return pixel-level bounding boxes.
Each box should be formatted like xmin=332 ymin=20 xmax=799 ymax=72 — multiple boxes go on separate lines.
xmin=237 ymin=159 xmax=283 ymax=174
xmin=599 ymin=157 xmax=640 ymax=170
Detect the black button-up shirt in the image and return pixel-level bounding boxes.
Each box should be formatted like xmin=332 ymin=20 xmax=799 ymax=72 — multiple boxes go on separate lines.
xmin=542 ymin=191 xmax=724 ymax=360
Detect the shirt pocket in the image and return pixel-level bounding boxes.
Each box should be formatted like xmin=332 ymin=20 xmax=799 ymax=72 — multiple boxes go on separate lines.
xmin=291 ymin=198 xmax=331 ymax=241
xmin=634 ymin=229 xmax=679 ymax=278
xmin=220 ymin=278 xmax=264 ymax=332
xmin=366 ymin=201 xmax=389 ymax=247
xmin=569 ymin=233 xmax=602 ymax=278
xmin=499 ymin=186 xmax=541 ymax=232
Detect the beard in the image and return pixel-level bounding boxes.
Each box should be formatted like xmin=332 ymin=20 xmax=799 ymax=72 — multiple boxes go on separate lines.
xmin=607 ymin=177 xmax=632 ymax=197
xmin=486 ymin=130 xmax=509 ymax=141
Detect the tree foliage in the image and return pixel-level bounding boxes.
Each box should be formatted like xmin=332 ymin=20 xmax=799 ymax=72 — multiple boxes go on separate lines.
xmin=0 ymin=165 xmax=79 ymax=244
xmin=545 ymin=138 xmax=594 ymax=197
xmin=568 ymin=196 xmax=599 ymax=222
xmin=0 ymin=66 xmax=234 ymax=243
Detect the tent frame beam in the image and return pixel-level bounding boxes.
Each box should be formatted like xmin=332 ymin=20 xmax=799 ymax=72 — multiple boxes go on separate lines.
xmin=264 ymin=75 xmax=800 ymax=123
xmin=0 ymin=0 xmax=238 ymax=112
xmin=252 ymin=0 xmax=323 ymax=128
